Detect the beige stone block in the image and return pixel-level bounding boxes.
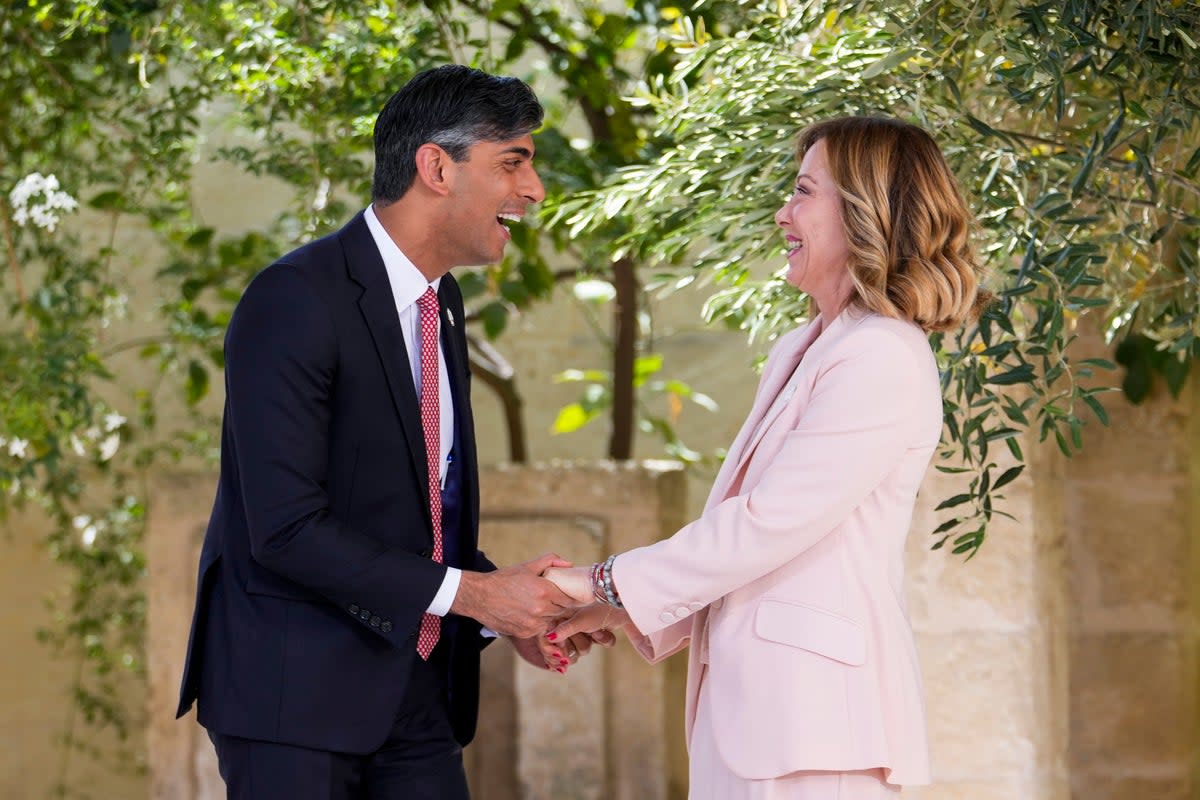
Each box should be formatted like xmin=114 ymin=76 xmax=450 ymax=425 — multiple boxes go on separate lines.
xmin=469 ymin=461 xmax=689 ymax=800
xmin=1067 ymin=481 xmax=1190 ymax=619
xmin=907 ymin=463 xmax=1038 ymax=634
xmin=1063 ymin=393 xmax=1190 ymax=483
xmin=0 ymin=507 xmax=147 ymax=800
xmin=901 ymin=778 xmax=1034 ymax=800
xmin=1070 ymin=633 xmax=1192 ymax=765
xmin=145 ymin=471 xmax=220 ymax=800
xmin=917 ymin=632 xmax=1042 ymax=778
xmin=1068 ymin=775 xmax=1194 ymax=800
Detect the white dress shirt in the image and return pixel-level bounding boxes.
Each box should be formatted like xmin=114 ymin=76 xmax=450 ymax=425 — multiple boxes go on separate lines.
xmin=364 ymin=205 xmax=461 ymax=616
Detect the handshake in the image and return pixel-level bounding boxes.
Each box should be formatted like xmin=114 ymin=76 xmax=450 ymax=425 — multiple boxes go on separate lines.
xmin=450 ymin=553 xmax=631 ymax=675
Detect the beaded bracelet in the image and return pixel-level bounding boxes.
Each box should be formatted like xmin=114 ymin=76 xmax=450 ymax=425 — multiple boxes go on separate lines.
xmin=601 ymin=554 xmax=623 ymax=609
xmin=590 ymin=561 xmax=607 ymax=605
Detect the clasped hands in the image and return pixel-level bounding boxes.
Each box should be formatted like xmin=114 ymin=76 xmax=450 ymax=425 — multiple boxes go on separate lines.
xmin=451 ymin=553 xmax=629 ymax=675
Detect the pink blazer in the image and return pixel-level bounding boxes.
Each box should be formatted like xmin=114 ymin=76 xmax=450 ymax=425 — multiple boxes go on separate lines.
xmin=614 ymin=309 xmax=940 ymax=786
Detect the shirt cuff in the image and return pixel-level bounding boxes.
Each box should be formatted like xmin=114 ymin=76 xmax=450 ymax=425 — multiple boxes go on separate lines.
xmin=426 ymin=566 xmax=461 ymax=617
xmin=480 ymin=627 xmax=500 ymax=639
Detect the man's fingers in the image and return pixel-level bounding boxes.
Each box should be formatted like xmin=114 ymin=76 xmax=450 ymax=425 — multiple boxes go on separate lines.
xmin=567 ymin=633 xmax=592 ymax=661
xmin=588 ymin=629 xmax=617 ymax=647
xmin=523 ymin=552 xmax=573 ymax=574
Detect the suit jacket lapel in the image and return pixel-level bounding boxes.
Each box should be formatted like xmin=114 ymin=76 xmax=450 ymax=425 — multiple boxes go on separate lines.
xmin=438 ymin=278 xmax=478 ymax=539
xmin=705 ymin=311 xmax=858 ymax=511
xmin=340 ymin=213 xmax=432 ymax=513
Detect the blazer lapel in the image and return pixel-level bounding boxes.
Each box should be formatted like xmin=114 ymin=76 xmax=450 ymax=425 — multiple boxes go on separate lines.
xmin=340 ymin=213 xmax=431 ymax=512
xmin=706 ymin=311 xmax=863 ymax=511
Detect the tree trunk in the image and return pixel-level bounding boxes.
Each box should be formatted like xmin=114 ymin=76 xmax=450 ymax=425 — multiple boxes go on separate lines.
xmin=608 ymin=257 xmax=637 ymax=460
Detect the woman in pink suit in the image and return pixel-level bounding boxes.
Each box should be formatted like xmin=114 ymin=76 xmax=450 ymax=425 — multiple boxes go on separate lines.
xmin=545 ymin=116 xmax=990 ymax=798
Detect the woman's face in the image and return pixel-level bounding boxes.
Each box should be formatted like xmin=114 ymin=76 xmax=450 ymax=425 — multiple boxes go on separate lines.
xmin=774 ymin=139 xmax=853 ymax=305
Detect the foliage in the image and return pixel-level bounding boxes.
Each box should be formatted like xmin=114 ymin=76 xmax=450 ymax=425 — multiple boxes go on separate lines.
xmin=4 ymin=1 xmax=1197 ymax=793
xmin=559 ymin=0 xmax=1200 ymax=556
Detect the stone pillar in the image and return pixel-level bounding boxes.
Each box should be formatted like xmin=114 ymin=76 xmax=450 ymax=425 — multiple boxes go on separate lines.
xmin=468 ymin=460 xmax=690 ymax=800
xmin=903 ymin=440 xmax=1071 ymax=800
xmin=145 ymin=472 xmax=223 ymax=800
xmin=146 ymin=461 xmax=689 ymax=800
xmin=1063 ymin=365 xmax=1200 ymax=799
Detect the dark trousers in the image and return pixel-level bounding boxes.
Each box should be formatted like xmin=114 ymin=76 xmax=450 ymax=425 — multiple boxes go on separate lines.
xmin=208 ymin=643 xmax=469 ymax=800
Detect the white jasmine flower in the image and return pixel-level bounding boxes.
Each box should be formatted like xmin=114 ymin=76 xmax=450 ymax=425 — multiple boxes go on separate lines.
xmin=103 ymin=412 xmax=126 ymax=432
xmin=81 ymin=524 xmax=99 ymax=548
xmin=98 ymin=434 xmax=120 ymax=462
xmin=8 ymin=438 xmax=28 ymax=459
xmin=9 ymin=172 xmax=78 ymax=233
xmin=312 ymin=177 xmax=330 ymax=212
xmin=69 ymin=434 xmax=86 ymax=456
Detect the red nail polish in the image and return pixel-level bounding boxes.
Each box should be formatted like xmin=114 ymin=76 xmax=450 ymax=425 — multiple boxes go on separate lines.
xmin=546 ymin=632 xmax=558 ymax=641
xmin=556 ymin=667 xmax=566 ymax=673
xmin=559 ymin=659 xmax=569 ymax=666
xmin=551 ymin=652 xmax=562 ymax=659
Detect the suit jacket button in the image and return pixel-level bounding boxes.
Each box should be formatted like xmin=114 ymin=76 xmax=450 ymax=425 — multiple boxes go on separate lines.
xmin=688 ymin=602 xmax=704 ymax=612
xmin=381 ymin=621 xmax=392 ymax=633
xmin=349 ymin=604 xmax=360 ymax=615
xmin=674 ymin=607 xmax=690 ymax=620
xmin=359 ymin=609 xmax=370 ymax=621
xmin=419 ymin=548 xmax=432 ymax=558
xmin=370 ymin=616 xmax=381 ymax=628
xmin=659 ymin=611 xmax=675 ymax=624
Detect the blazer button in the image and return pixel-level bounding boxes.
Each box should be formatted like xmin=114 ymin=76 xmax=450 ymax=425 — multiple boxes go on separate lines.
xmin=381 ymin=621 xmax=392 ymax=633
xmin=419 ymin=548 xmax=432 ymax=558
xmin=348 ymin=604 xmax=360 ymax=615
xmin=659 ymin=611 xmax=675 ymax=624
xmin=688 ymin=602 xmax=704 ymax=612
xmin=674 ymin=607 xmax=690 ymax=620
xmin=359 ymin=609 xmax=370 ymax=621
xmin=370 ymin=616 xmax=381 ymax=628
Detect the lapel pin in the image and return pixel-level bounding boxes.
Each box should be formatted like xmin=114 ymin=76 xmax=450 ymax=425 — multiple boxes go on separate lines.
xmin=445 ymin=308 xmax=455 ymax=327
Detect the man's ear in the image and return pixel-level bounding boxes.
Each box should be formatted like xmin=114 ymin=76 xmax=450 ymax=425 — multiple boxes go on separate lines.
xmin=414 ymin=143 xmax=453 ymax=197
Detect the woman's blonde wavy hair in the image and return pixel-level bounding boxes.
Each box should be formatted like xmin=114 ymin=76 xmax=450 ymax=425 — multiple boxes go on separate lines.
xmin=795 ymin=116 xmax=991 ymax=332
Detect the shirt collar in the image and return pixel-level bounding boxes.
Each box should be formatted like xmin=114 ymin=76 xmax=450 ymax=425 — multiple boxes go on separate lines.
xmin=364 ymin=204 xmax=440 ymax=313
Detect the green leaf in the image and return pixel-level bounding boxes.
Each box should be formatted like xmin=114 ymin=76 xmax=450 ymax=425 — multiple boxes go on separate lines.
xmin=992 ymin=465 xmax=1025 ymax=491
xmin=186 ymin=360 xmax=209 ymax=406
xmin=985 ymin=364 xmax=1036 ymax=385
xmin=934 ymin=493 xmax=973 ymax=511
xmin=478 ymin=302 xmax=508 ymax=339
xmin=551 ymin=403 xmax=596 ymax=434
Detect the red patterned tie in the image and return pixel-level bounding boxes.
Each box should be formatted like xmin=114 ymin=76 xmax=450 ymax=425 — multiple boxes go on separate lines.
xmin=415 ymin=287 xmax=443 ymax=660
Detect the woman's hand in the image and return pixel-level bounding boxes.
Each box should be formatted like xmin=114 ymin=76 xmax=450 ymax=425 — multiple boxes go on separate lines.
xmin=548 ymin=604 xmax=629 ymax=647
xmin=542 ymin=565 xmax=594 ymax=606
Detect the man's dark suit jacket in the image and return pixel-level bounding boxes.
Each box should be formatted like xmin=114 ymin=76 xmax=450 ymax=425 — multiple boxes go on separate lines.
xmin=176 ymin=212 xmax=495 ymax=753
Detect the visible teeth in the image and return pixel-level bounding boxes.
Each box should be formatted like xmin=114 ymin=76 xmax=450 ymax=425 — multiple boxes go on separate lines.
xmin=497 ymin=213 xmax=522 ymax=223
xmin=786 ymin=241 xmax=803 ymax=253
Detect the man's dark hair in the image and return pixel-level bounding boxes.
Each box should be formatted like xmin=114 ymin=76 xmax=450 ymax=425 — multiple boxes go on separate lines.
xmin=372 ymin=65 xmax=544 ymax=205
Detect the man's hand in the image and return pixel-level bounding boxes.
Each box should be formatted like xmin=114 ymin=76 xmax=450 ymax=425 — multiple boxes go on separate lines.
xmin=451 ymin=553 xmax=580 ymax=638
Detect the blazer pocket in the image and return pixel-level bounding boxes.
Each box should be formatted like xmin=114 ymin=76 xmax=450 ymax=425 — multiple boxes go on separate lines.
xmin=754 ymin=598 xmax=866 ymax=666
xmin=245 ymin=571 xmax=323 ymax=604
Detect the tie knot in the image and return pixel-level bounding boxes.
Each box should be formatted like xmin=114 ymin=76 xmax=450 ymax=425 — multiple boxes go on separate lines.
xmin=417 ymin=286 xmax=439 ymax=312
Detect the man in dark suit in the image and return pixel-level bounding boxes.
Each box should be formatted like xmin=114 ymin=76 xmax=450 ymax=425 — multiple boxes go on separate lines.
xmin=177 ymin=65 xmax=578 ymax=800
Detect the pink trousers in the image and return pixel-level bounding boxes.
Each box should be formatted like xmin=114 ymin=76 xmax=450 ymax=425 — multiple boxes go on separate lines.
xmin=688 ymin=680 xmax=902 ymax=800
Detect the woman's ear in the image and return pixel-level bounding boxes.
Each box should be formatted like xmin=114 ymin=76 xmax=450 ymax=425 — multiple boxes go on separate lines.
xmin=414 ymin=143 xmax=452 ymax=196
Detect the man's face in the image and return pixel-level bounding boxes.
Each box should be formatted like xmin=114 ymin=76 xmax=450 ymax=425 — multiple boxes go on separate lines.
xmin=443 ymin=134 xmax=545 ymax=267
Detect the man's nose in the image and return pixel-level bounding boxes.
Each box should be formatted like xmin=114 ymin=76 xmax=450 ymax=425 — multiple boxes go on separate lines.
xmin=522 ymin=167 xmax=546 ymax=204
